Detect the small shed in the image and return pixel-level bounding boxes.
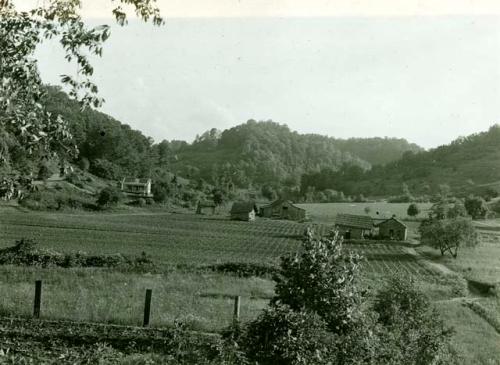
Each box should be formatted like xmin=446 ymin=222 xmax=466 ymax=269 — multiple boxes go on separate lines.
xmin=121 ymin=178 xmax=152 ymax=197
xmin=376 ymin=217 xmax=408 ymax=241
xmin=259 ymin=199 xmax=307 ymax=221
xmin=196 ymin=200 xmax=216 ymax=215
xmin=230 ymin=202 xmax=258 ymax=221
xmin=334 ymin=213 xmax=373 ymax=239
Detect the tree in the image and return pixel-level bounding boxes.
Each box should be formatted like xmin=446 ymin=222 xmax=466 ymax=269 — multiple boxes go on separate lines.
xmin=364 ymin=206 xmax=372 ymax=215
xmin=0 ymin=0 xmax=162 ymax=174
xmin=429 ymin=198 xmax=467 ymax=220
xmin=464 ymin=195 xmax=490 ymax=219
xmin=419 ymin=217 xmax=479 ymax=258
xmin=407 ymin=203 xmax=420 ymax=218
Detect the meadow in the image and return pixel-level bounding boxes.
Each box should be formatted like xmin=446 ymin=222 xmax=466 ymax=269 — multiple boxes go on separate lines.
xmin=297 ymin=201 xmax=433 ymax=224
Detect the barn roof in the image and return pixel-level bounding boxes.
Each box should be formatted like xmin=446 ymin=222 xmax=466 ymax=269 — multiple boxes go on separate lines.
xmin=230 ymin=202 xmax=257 ymax=214
xmin=376 ymin=217 xmax=408 ymax=228
xmin=335 ymin=214 xmax=373 ymax=229
xmin=262 ymin=199 xmax=305 ymax=211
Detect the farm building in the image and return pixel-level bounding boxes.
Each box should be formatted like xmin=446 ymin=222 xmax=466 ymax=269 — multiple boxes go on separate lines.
xmin=230 ymin=202 xmax=258 ymax=221
xmin=376 ymin=217 xmax=408 ymax=241
xmin=120 ymin=178 xmax=153 ymax=198
xmin=259 ymin=199 xmax=307 ymax=221
xmin=196 ymin=200 xmax=216 ymax=214
xmin=334 ymin=213 xmax=373 ymax=239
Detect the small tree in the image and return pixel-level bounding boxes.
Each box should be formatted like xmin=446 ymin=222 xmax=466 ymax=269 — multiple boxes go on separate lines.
xmin=464 ymin=195 xmax=489 ymax=219
xmin=419 ymin=217 xmax=479 ymax=258
xmin=212 ymin=189 xmax=225 ymax=206
xmin=273 ymin=231 xmax=365 ymax=334
xmin=364 ymin=206 xmax=371 ymax=215
xmin=407 ymin=203 xmax=420 ymax=218
xmin=96 ymin=187 xmax=123 ymax=207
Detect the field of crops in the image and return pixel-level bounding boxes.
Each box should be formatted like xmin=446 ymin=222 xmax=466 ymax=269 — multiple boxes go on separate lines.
xmin=0 ymin=209 xmax=440 ymax=280
xmin=0 ymin=211 xmax=310 ymax=265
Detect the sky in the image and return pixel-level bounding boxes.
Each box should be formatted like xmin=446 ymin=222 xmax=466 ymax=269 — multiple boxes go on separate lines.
xmin=29 ymin=1 xmax=500 ymax=149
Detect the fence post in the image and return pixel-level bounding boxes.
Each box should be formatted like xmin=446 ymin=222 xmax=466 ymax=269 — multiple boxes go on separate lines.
xmin=143 ymin=289 xmax=152 ymax=327
xmin=233 ymin=295 xmax=241 ymax=325
xmin=33 ymin=280 xmax=42 ymax=318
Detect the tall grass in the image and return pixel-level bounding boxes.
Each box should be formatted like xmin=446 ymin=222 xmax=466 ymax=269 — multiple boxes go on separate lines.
xmin=0 ymin=266 xmax=274 ymax=331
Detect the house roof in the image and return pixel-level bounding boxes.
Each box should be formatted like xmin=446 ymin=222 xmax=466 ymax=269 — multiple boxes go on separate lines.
xmin=122 ymin=178 xmax=151 ymax=186
xmin=230 ymin=202 xmax=257 ymax=214
xmin=335 ymin=214 xmax=373 ymax=229
xmin=376 ymin=217 xmax=408 ymax=228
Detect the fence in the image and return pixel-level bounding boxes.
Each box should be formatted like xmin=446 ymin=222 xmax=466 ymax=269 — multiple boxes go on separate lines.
xmin=30 ymin=280 xmax=242 ymax=327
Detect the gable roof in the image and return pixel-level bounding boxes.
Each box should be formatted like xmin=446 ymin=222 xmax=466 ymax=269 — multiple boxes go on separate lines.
xmin=262 ymin=199 xmax=305 ymax=211
xmin=376 ymin=217 xmax=408 ymax=228
xmin=335 ymin=214 xmax=373 ymax=229
xmin=230 ymin=202 xmax=257 ymax=214
xmin=122 ymin=178 xmax=151 ymax=186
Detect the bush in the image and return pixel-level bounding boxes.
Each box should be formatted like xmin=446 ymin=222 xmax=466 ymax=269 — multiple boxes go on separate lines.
xmin=208 ymin=262 xmax=278 ymax=278
xmin=243 ymin=305 xmax=335 ymax=365
xmin=407 ymin=203 xmax=420 ymax=217
xmin=97 ymin=186 xmax=123 ymax=207
xmin=273 ymin=231 xmax=365 ymax=334
xmin=78 ymin=157 xmax=90 ymax=171
xmin=374 ymin=275 xmax=453 ymax=365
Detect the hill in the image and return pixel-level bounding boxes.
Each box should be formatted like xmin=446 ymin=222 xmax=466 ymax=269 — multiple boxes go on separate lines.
xmin=40 ymin=88 xmax=422 ymax=193
xmin=301 ymin=125 xmax=500 ymax=199
xmin=169 ymin=120 xmax=423 ymax=188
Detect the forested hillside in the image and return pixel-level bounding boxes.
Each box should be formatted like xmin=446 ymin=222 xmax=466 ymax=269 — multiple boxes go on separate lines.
xmin=37 ymin=87 xmax=422 ymax=191
xmin=301 ymin=125 xmax=500 ymax=199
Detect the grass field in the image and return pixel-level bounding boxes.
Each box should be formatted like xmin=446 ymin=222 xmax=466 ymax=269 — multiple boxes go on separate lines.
xmin=297 ymin=202 xmax=433 ymax=224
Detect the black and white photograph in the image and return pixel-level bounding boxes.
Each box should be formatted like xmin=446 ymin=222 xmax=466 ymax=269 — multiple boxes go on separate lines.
xmin=1 ymin=0 xmax=499 ymax=363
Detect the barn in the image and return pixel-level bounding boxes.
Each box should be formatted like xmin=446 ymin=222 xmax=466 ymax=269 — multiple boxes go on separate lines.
xmin=120 ymin=178 xmax=153 ymax=198
xmin=334 ymin=213 xmax=373 ymax=239
xmin=259 ymin=199 xmax=306 ymax=221
xmin=376 ymin=217 xmax=408 ymax=241
xmin=230 ymin=202 xmax=258 ymax=221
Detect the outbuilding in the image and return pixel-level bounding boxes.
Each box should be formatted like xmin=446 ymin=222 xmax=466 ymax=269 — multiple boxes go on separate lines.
xmin=259 ymin=199 xmax=307 ymax=221
xmin=334 ymin=213 xmax=373 ymax=239
xmin=376 ymin=217 xmax=408 ymax=241
xmin=230 ymin=202 xmax=258 ymax=221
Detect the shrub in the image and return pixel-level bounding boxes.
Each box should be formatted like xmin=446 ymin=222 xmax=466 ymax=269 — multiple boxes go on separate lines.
xmin=464 ymin=195 xmax=490 ymax=219
xmin=374 ymin=276 xmax=453 ymax=365
xmin=407 ymin=203 xmax=420 ymax=217
xmin=78 ymin=157 xmax=90 ymax=171
xmin=208 ymin=262 xmax=278 ymax=278
xmin=37 ymin=163 xmax=52 ymax=180
xmin=97 ymin=186 xmax=123 ymax=207
xmin=273 ymin=231 xmax=365 ymax=334
xmin=243 ymin=305 xmax=335 ymax=365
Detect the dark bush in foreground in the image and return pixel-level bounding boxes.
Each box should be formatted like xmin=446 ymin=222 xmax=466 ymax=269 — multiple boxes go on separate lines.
xmin=242 ymin=305 xmax=335 ymax=365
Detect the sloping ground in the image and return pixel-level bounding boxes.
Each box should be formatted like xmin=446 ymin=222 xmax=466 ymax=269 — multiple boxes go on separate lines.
xmin=434 ymin=301 xmax=500 ymax=365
